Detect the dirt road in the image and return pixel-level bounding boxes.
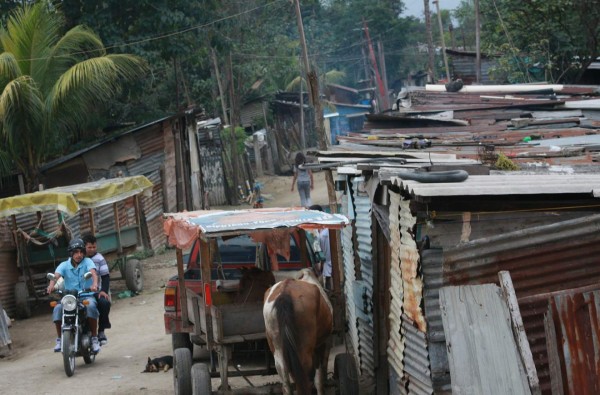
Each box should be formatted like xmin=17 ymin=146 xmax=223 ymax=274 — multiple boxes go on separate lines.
xmin=0 ymin=173 xmax=335 ymax=394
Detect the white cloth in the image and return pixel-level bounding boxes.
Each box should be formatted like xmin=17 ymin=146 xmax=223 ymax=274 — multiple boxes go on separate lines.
xmin=318 ymin=228 xmax=331 ymax=277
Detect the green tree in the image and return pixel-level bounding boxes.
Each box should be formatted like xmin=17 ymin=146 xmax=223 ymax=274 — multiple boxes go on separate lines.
xmin=480 ymin=0 xmax=600 ymax=83
xmin=0 ymin=3 xmax=145 ymax=190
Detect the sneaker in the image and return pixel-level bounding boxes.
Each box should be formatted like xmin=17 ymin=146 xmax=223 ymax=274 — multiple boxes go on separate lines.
xmin=98 ymin=331 xmax=108 ymax=346
xmin=54 ymin=337 xmax=61 ymax=352
xmin=91 ymin=337 xmax=101 ymax=353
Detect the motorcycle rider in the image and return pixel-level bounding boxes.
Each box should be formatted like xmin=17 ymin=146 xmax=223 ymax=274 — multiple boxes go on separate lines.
xmin=82 ymin=233 xmax=111 ymax=345
xmin=47 ymin=238 xmax=101 ymax=353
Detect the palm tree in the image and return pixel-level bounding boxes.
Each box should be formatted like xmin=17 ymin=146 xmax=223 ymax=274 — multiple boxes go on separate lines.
xmin=0 ymin=3 xmax=146 ymax=191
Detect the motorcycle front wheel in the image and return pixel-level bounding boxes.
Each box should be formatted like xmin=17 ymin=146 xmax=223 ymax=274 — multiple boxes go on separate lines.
xmin=62 ymin=331 xmax=76 ymax=377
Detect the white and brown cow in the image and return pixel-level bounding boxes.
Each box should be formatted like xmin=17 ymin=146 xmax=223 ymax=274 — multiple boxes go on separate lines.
xmin=263 ymin=268 xmax=333 ymax=395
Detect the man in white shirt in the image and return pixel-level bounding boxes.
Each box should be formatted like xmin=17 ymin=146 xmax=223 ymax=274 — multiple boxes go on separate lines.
xmin=83 ymin=234 xmax=112 ymax=345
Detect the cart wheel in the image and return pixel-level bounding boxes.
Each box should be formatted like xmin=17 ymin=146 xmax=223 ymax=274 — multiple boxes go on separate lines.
xmin=334 ymin=353 xmax=359 ymax=395
xmin=173 ymin=347 xmax=192 ymax=395
xmin=191 ymin=363 xmax=212 ymax=395
xmin=125 ymin=258 xmax=143 ymax=292
xmin=172 ymin=333 xmax=193 ymax=353
xmin=15 ymin=282 xmax=31 ymax=319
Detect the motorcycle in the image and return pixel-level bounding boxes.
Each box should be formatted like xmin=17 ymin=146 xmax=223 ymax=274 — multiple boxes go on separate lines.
xmin=47 ymin=272 xmax=98 ymax=377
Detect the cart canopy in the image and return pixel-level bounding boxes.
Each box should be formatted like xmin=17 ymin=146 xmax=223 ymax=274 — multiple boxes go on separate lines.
xmin=164 ymin=208 xmax=349 ymax=250
xmin=0 ymin=175 xmax=153 ymax=218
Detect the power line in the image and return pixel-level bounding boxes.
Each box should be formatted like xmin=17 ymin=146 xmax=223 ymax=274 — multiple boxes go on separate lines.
xmin=16 ymin=0 xmax=289 ymax=62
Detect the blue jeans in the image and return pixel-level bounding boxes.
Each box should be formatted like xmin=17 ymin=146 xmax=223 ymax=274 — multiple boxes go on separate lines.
xmin=52 ymin=296 xmax=98 ymax=322
xmin=297 ymin=181 xmax=312 ymax=207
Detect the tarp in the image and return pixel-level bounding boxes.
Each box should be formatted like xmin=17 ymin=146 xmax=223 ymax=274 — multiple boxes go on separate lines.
xmin=163 ymin=208 xmax=349 ymax=250
xmin=0 ymin=175 xmax=153 ymax=218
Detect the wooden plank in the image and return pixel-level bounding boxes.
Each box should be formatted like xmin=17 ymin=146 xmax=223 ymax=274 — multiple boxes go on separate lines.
xmin=498 ymin=270 xmax=541 ymax=395
xmin=440 ymin=285 xmax=531 ymax=395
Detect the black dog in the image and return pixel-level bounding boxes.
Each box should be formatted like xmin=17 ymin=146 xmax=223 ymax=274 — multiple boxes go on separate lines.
xmin=142 ymin=356 xmax=173 ymax=373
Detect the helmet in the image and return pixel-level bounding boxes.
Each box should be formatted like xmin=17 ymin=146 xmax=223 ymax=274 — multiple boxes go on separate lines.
xmin=67 ymin=238 xmax=85 ymax=254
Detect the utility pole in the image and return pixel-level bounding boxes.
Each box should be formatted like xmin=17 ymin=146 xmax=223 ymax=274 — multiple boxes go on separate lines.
xmin=299 ymin=57 xmax=305 ymax=149
xmin=424 ymin=0 xmax=436 ymax=83
xmin=227 ymin=52 xmax=241 ymax=204
xmin=474 ymin=0 xmax=481 ymax=83
xmin=211 ymin=47 xmax=230 ymax=125
xmin=377 ymin=40 xmax=389 ymax=110
xmin=433 ymin=0 xmax=451 ymax=81
xmin=293 ymin=0 xmax=336 ymax=211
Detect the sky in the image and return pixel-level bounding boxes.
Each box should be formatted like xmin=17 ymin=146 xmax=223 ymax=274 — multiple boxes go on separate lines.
xmin=402 ymin=0 xmax=463 ymax=19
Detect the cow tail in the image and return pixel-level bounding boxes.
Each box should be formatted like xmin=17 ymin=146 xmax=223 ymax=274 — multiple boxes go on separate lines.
xmin=275 ymin=293 xmax=309 ymax=394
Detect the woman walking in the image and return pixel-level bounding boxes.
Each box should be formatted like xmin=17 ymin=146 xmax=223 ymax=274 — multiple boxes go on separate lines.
xmin=291 ymin=152 xmax=314 ymax=207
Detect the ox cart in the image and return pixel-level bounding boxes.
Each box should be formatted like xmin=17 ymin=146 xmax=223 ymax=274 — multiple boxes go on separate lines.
xmin=163 ymin=208 xmax=360 ymax=394
xmin=0 ymin=175 xmax=153 ymax=318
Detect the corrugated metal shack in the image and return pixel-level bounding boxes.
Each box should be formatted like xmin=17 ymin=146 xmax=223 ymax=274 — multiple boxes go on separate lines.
xmin=320 ymin=144 xmax=600 ymax=394
xmin=0 ymin=110 xmax=230 ymax=317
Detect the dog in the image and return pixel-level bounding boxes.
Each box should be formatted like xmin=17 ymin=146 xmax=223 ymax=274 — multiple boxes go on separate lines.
xmin=142 ymin=356 xmax=173 ymax=373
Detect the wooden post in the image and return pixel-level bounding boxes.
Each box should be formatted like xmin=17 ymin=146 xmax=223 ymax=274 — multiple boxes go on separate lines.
xmin=433 ymin=0 xmax=451 ymax=81
xmin=211 ymin=47 xmax=230 ymax=125
xmin=176 ymin=248 xmax=189 ymax=326
xmin=113 ymin=203 xmax=122 ymax=254
xmin=424 ymin=0 xmax=436 ymax=82
xmin=133 ymin=196 xmax=143 ymax=247
xmin=89 ymin=208 xmax=96 ymax=236
xmin=293 ymin=0 xmax=336 ymax=212
xmin=498 ymin=270 xmax=541 ymax=395
xmin=253 ymin=133 xmax=263 ymax=177
xmin=474 ymin=0 xmax=481 ymax=83
xmin=201 ymin=239 xmax=215 ymax=348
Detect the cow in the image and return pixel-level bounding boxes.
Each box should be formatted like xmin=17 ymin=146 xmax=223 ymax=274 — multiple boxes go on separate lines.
xmin=263 ymin=268 xmax=333 ymax=395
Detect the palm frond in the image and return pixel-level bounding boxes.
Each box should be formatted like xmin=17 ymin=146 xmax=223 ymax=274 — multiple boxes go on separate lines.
xmin=285 ymin=75 xmax=304 ymax=92
xmin=2 ymin=3 xmax=60 ymax=77
xmin=43 ymin=25 xmax=108 ymax=94
xmin=0 ymin=75 xmax=45 ymax=151
xmin=0 ymin=52 xmax=22 ymax=91
xmin=323 ymin=69 xmax=346 ymax=85
xmin=48 ymin=55 xmax=146 ymax=129
xmin=0 ymin=148 xmax=14 ymax=181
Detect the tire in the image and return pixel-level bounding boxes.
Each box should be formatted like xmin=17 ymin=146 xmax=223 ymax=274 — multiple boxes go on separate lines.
xmin=173 ymin=347 xmax=192 ymax=395
xmin=191 ymin=363 xmax=211 ymax=395
xmin=125 ymin=258 xmax=143 ymax=292
xmin=334 ymin=353 xmax=359 ymax=395
xmin=62 ymin=331 xmax=76 ymax=377
xmin=82 ymin=334 xmax=96 ymax=365
xmin=14 ymin=282 xmax=31 ymax=319
xmin=172 ymin=333 xmax=193 ymax=353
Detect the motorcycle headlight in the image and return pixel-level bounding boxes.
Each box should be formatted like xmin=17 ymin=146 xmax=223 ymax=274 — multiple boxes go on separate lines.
xmin=61 ymin=294 xmax=77 ymax=312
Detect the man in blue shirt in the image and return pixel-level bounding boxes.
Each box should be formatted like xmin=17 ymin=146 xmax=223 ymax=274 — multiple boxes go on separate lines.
xmin=47 ymin=238 xmax=100 ymax=353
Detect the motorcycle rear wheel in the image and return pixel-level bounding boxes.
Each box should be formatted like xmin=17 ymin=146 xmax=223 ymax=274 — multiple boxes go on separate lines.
xmin=62 ymin=331 xmax=76 ymax=377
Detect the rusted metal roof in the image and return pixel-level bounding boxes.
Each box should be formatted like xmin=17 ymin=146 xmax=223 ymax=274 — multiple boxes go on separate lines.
xmin=338 ymin=85 xmax=600 ymax=167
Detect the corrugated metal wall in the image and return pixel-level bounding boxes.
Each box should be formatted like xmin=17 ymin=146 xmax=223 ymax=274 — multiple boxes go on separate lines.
xmin=341 ymin=189 xmax=361 ymax=374
xmin=351 ymin=176 xmax=376 ymax=379
xmin=132 ymin=125 xmax=167 ymax=250
xmin=388 ymin=191 xmax=406 ymax=392
xmin=196 ymin=132 xmax=227 ymax=206
xmin=421 ymin=249 xmax=451 ymax=393
xmin=545 ymin=290 xmax=600 ymax=394
xmin=443 ymin=213 xmax=600 ymax=394
xmin=387 ymin=191 xmax=434 ymax=395
xmin=0 ymin=250 xmax=18 ymax=317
